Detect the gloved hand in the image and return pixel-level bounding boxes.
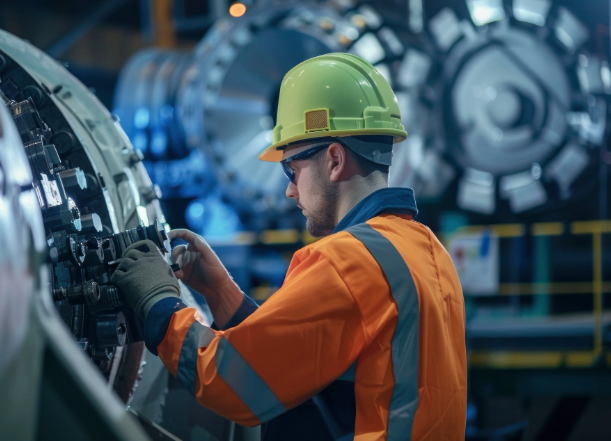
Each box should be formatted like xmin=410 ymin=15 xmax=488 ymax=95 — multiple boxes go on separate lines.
xmin=110 ymin=239 xmax=180 ymax=320
xmin=168 ymin=229 xmax=243 ymax=328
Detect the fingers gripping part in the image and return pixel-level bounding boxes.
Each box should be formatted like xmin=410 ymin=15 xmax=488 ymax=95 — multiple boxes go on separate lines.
xmin=114 ymin=257 xmax=137 ymax=273
xmin=122 ymin=239 xmax=159 ymax=258
xmin=171 ymin=244 xmax=187 ymax=265
xmin=110 ymin=239 xmax=180 ymax=320
xmin=135 ymin=243 xmax=151 ymax=253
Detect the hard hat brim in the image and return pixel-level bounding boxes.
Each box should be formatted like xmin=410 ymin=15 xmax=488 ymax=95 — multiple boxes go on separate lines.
xmin=258 ymin=128 xmax=408 ymax=162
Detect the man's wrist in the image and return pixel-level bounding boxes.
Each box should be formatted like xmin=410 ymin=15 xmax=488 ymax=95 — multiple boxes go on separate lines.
xmin=201 ymin=282 xmax=245 ymax=328
xmin=212 ymin=294 xmax=259 ymax=330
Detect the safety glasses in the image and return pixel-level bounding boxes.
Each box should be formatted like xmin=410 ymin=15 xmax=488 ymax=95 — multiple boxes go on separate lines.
xmin=280 ymin=143 xmax=330 ymax=184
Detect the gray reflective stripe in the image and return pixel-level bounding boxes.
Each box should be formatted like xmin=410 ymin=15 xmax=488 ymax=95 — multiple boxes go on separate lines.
xmin=216 ymin=337 xmax=286 ymax=422
xmin=177 ymin=321 xmax=216 ymax=394
xmin=177 ymin=321 xmax=286 ymax=422
xmin=347 ymin=223 xmax=420 ymax=441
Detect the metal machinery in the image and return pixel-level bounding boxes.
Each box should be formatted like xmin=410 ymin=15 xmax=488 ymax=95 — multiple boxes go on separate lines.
xmin=394 ymin=0 xmax=609 ymax=220
xmin=115 ymin=0 xmax=609 ymax=225
xmin=0 ymin=28 xmax=189 ymax=440
xmin=0 ymin=56 xmax=149 ymax=440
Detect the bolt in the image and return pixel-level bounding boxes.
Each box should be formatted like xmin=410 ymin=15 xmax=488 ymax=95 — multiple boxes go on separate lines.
xmin=86 ymin=237 xmax=100 ymax=250
xmin=52 ymin=287 xmax=67 ymax=301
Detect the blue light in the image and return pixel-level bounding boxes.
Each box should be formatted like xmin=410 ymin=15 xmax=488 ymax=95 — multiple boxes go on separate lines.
xmin=151 ymin=130 xmax=168 ymax=156
xmin=185 ymin=196 xmax=241 ymax=240
xmin=132 ymin=132 xmax=148 ymax=152
xmin=168 ymin=162 xmax=185 ymax=187
xmin=134 ymin=107 xmax=150 ymax=129
xmin=159 ymin=105 xmax=173 ymax=122
xmin=188 ymin=201 xmax=205 ymax=220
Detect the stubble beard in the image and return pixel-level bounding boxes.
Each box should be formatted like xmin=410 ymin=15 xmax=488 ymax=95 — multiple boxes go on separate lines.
xmin=304 ymin=167 xmax=339 ymax=238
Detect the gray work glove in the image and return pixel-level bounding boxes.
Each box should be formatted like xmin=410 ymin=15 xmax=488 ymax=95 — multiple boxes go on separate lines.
xmin=110 ymin=239 xmax=180 ymax=320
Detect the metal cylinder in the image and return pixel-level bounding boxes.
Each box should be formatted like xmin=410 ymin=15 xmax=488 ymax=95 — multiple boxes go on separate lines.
xmin=66 ymin=280 xmax=100 ymax=306
xmin=107 ymin=219 xmax=170 ymax=256
xmin=89 ymin=285 xmax=125 ymax=313
xmin=43 ymin=204 xmax=82 ymax=233
xmin=80 ymin=213 xmax=103 ymax=233
xmin=58 ymin=167 xmax=87 ymax=190
xmin=48 ymin=231 xmax=86 ymax=266
xmin=96 ymin=312 xmax=127 ymax=348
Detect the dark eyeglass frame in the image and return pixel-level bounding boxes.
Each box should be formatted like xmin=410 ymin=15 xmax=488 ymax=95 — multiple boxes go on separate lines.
xmin=280 ymin=143 xmax=330 ymax=184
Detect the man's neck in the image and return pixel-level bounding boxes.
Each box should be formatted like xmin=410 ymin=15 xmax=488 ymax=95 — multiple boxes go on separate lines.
xmin=336 ymin=176 xmax=387 ymax=225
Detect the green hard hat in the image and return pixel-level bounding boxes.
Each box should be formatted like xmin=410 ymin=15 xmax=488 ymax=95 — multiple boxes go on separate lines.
xmin=259 ymin=53 xmax=407 ymax=162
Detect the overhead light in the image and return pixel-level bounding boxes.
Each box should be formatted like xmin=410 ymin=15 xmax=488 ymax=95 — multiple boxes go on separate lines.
xmin=229 ymin=2 xmax=247 ymax=18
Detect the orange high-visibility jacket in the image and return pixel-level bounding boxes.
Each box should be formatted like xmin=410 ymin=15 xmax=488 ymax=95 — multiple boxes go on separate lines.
xmin=148 ymin=189 xmax=467 ymax=440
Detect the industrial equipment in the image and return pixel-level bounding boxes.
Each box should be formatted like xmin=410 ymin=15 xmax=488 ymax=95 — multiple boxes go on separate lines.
xmin=0 ymin=27 xmax=170 ymax=402
xmin=115 ymin=0 xmax=610 ymax=227
xmin=0 ymin=70 xmax=150 ymax=441
xmin=392 ymin=0 xmax=609 ymax=218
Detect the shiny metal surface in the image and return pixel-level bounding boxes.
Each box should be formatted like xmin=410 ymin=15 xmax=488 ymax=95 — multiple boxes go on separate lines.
xmin=0 ymin=28 xmax=170 ymax=403
xmin=0 ymin=99 xmax=43 ymax=376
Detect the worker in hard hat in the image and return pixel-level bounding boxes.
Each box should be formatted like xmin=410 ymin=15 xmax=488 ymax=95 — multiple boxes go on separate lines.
xmin=111 ymin=53 xmax=467 ymax=440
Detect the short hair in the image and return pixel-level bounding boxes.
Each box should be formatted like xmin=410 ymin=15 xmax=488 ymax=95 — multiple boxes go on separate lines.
xmin=349 ymin=148 xmax=390 ymax=177
xmin=311 ymin=140 xmax=390 ymax=177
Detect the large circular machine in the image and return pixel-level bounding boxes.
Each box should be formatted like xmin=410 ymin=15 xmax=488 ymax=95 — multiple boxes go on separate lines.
xmin=390 ymin=0 xmax=609 ymax=217
xmin=0 ymin=90 xmax=149 ymax=441
xmin=115 ymin=0 xmax=406 ymax=228
xmin=0 ymin=28 xmax=172 ymax=402
xmin=116 ymin=0 xmax=608 ymax=225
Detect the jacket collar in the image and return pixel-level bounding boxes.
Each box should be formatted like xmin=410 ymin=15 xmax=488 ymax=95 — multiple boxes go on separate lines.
xmin=333 ymin=187 xmax=418 ymax=234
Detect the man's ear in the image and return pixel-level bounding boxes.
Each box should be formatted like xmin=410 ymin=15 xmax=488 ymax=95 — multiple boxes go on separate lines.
xmin=327 ymin=142 xmax=347 ymax=182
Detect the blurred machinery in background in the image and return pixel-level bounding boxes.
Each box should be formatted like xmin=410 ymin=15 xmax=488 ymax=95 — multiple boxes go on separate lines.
xmin=0 ymin=0 xmax=608 ymax=438
xmin=115 ymin=0 xmax=610 ymax=228
xmin=394 ymin=0 xmax=609 ymax=219
xmin=115 ymin=0 xmax=406 ymax=231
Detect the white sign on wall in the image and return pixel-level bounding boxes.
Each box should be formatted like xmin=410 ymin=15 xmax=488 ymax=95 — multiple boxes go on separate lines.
xmin=448 ymin=231 xmax=499 ymax=295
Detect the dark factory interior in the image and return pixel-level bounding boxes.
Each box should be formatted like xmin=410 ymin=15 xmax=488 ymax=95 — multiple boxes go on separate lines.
xmin=0 ymin=1 xmax=610 ymax=440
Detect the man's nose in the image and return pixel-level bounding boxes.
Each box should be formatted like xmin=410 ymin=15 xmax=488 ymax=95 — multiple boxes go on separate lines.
xmin=286 ymin=181 xmax=298 ymax=199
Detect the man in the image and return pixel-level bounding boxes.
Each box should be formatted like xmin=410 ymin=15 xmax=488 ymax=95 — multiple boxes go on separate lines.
xmin=111 ymin=53 xmax=466 ymax=440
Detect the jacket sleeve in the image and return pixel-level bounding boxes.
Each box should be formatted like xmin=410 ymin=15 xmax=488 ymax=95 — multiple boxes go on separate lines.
xmin=211 ymin=294 xmax=259 ymax=330
xmin=152 ymin=248 xmax=367 ymax=426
